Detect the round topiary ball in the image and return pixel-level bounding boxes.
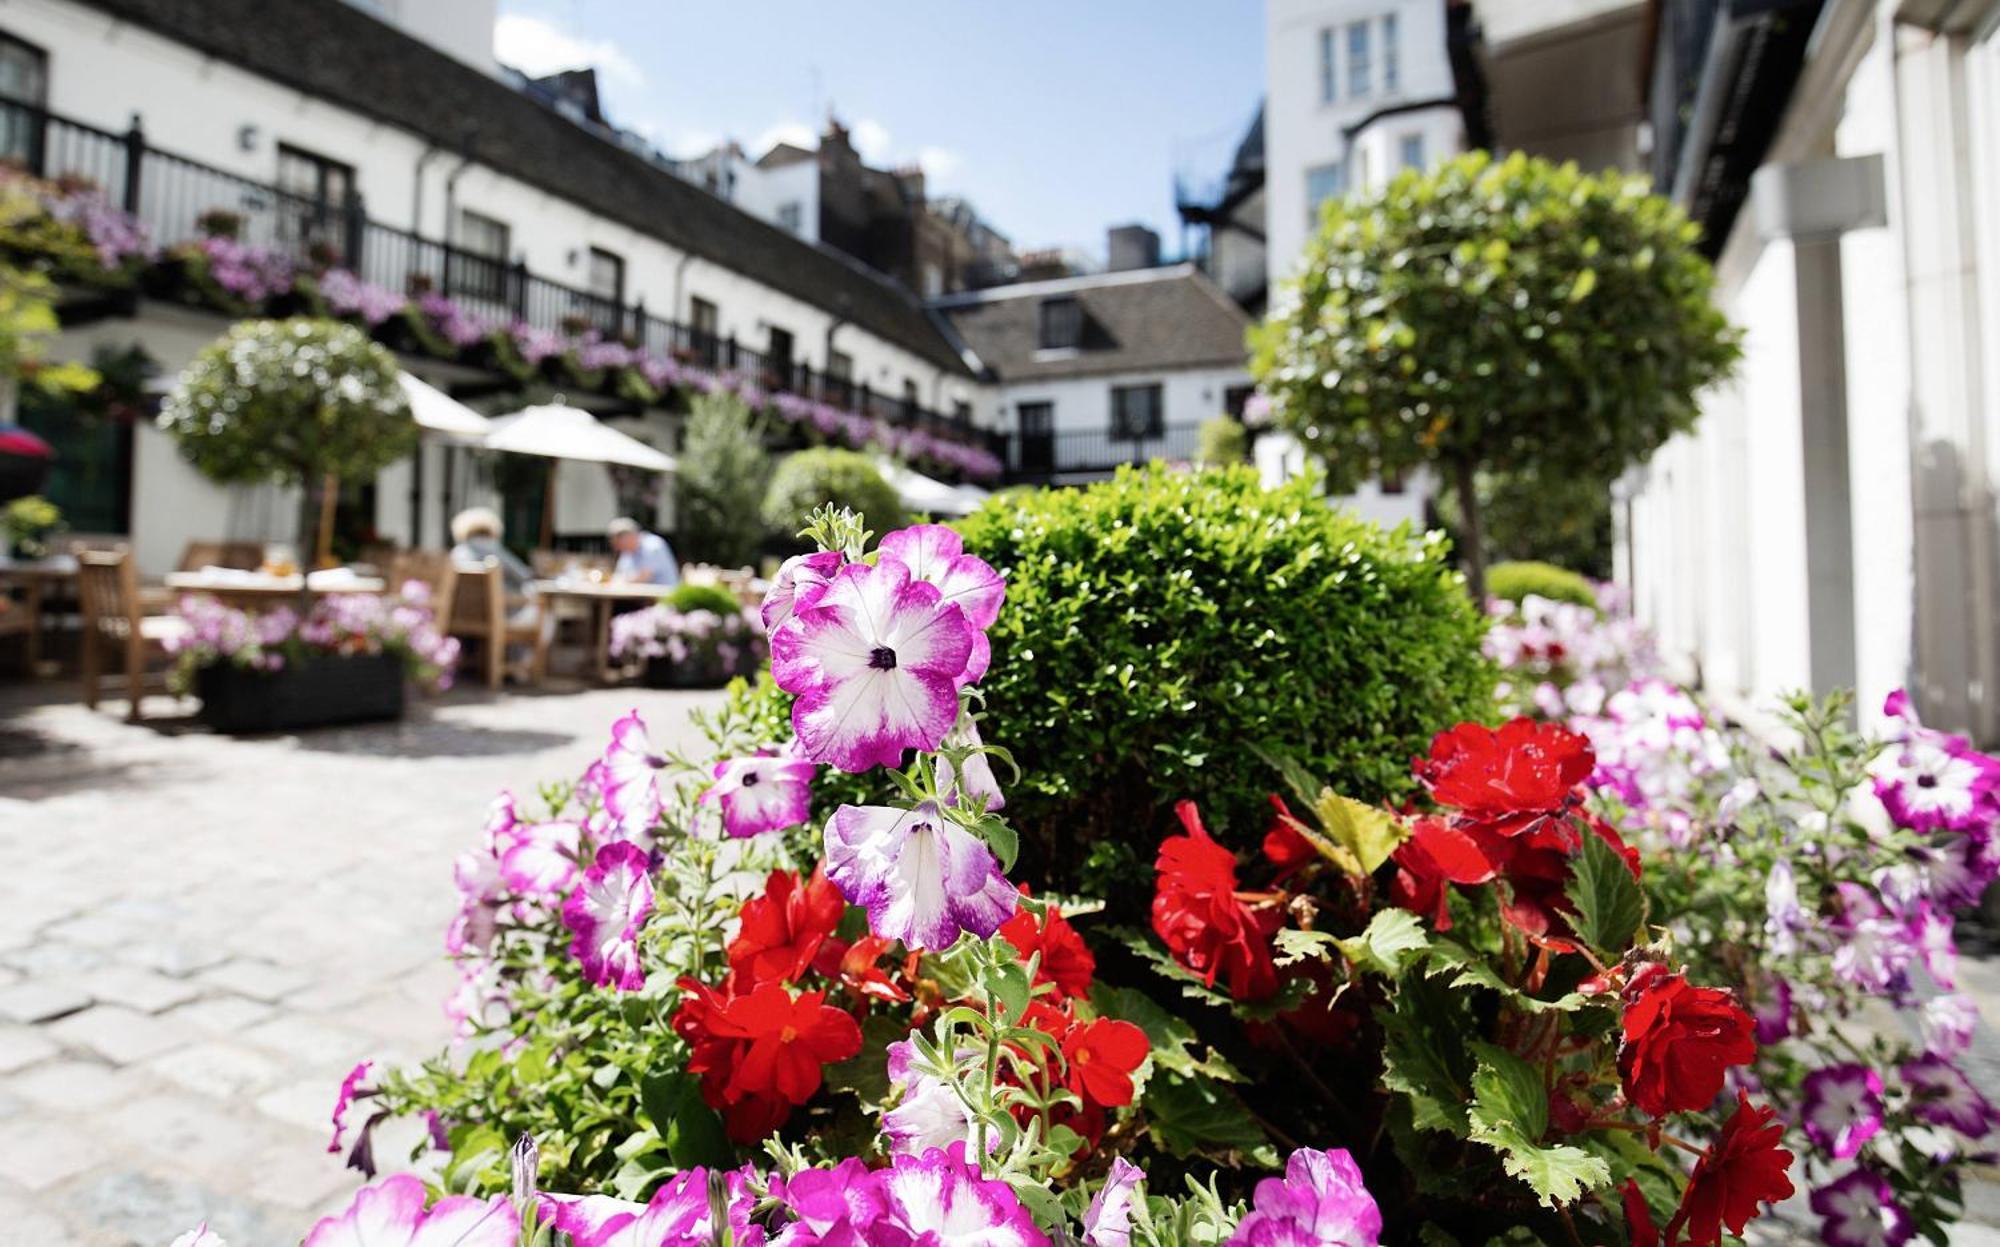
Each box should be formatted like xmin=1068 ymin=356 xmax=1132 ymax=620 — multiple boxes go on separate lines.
xmin=761 ymin=448 xmax=906 ymax=544
xmin=1485 ymin=561 xmax=1599 ymax=611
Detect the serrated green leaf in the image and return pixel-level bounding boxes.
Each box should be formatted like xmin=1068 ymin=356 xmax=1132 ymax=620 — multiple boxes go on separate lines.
xmin=1468 ymin=1042 xmax=1547 ymax=1140
xmin=1380 ymin=977 xmax=1472 ymax=1134
xmin=1143 ymin=1070 xmax=1277 ymax=1166
xmin=1089 ymin=983 xmax=1245 ymax=1082
xmin=1565 ymin=829 xmax=1645 ymax=954
xmin=1476 ymin=1128 xmax=1612 ymax=1209
xmin=1274 ymin=927 xmax=1341 ymax=967
xmin=1466 ymin=1043 xmax=1610 ymax=1208
xmin=1422 ymin=938 xmax=1591 ymax=1014
xmin=1337 ymin=909 xmax=1431 ymax=977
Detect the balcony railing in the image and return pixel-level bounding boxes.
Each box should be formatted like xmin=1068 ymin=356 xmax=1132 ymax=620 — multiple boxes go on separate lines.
xmin=0 ymin=96 xmax=996 ymax=455
xmin=1006 ymin=423 xmax=1205 ymax=482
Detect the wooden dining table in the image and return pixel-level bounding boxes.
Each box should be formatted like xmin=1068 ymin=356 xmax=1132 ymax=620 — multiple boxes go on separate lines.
xmin=0 ymin=558 xmax=79 ymax=672
xmin=531 ymin=579 xmax=669 ymax=683
xmin=163 ymin=570 xmax=388 ymax=609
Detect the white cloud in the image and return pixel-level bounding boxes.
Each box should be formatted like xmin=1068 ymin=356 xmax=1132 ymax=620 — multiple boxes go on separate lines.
xmin=916 ymin=145 xmax=964 ymax=181
xmin=750 ymin=120 xmax=818 ymax=158
xmin=850 ymin=118 xmax=893 ymax=164
xmin=493 ymin=13 xmax=644 ymax=88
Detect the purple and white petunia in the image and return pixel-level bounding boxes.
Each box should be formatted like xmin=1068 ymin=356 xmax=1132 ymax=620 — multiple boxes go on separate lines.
xmin=562 ymin=842 xmax=655 ymax=991
xmin=1830 ymin=884 xmax=1917 ymax=997
xmin=701 ymin=751 xmax=817 ymax=839
xmin=1765 ymin=859 xmax=1804 ymax=958
xmin=599 ymin=711 xmax=670 ymax=839
xmin=877 ymin=524 xmax=1005 ymax=684
xmin=1800 ymin=1064 xmax=1885 ymax=1160
xmin=328 ymin=1060 xmax=373 ymax=1155
xmin=1083 ymin=1157 xmax=1146 ymax=1247
xmin=936 ymin=710 xmax=1005 ymax=812
xmin=1908 ymin=902 xmax=1959 ymax=989
xmin=771 ymin=560 xmax=975 ymax=772
xmin=495 ymin=818 xmax=583 ymax=897
xmin=771 ymin=1157 xmax=886 ymax=1243
xmin=538 ymin=1168 xmax=761 ymax=1247
xmin=762 ymin=550 xmax=847 ymax=634
xmin=1810 ymin=1169 xmax=1914 ymax=1247
xmin=1752 ymin=977 xmax=1793 ymax=1046
xmin=1922 ymin=993 xmax=1980 ymax=1059
xmin=302 ymin=1174 xmax=517 ymax=1247
xmin=874 ymin=1143 xmax=1048 ymax=1247
xmin=1873 ymin=691 xmax=2000 ymax=833
xmin=881 ymin=1039 xmax=987 ymax=1157
xmin=825 ymin=801 xmax=1018 ymax=951
xmin=1900 ymin=1053 xmax=2000 ymax=1138
xmin=170 ymin=1224 xmax=226 ymax=1247
xmin=1228 ymin=1147 xmax=1383 ymax=1247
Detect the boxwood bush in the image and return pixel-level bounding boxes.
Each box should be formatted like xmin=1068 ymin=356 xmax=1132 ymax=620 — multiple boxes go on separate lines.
xmin=761 ymin=448 xmax=904 ymax=543
xmin=1486 ymin=560 xmax=1598 ymax=610
xmin=664 ymin=582 xmax=743 ymax=617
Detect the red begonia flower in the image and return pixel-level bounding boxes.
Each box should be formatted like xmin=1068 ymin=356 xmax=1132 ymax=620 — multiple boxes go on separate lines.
xmin=1618 ymin=968 xmax=1758 ymax=1118
xmin=1262 ymin=794 xmax=1318 ymax=877
xmin=1665 ymin=1092 xmax=1796 ymax=1247
xmin=1151 ymin=800 xmax=1282 ymax=1001
xmin=726 ymin=867 xmax=845 ymax=990
xmin=997 ymin=892 xmax=1097 ymax=1001
xmin=1416 ymin=718 xmax=1594 ymax=837
xmin=672 ymin=979 xmax=862 ymax=1142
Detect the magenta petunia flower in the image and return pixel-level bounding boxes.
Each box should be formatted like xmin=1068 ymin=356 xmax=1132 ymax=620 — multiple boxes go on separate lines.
xmin=496 ymin=819 xmax=582 ymax=896
xmin=1873 ymin=691 xmax=2000 ymax=833
xmin=771 ymin=560 xmax=974 ymax=772
xmin=1229 ymin=1147 xmax=1382 ymax=1247
xmin=701 ymin=751 xmax=816 ymax=839
xmin=825 ymin=801 xmax=1017 ymax=951
xmin=1922 ymin=993 xmax=1980 ymax=1058
xmin=1800 ymin=1064 xmax=1885 ymax=1159
xmin=599 ymin=711 xmax=669 ymax=839
xmin=1752 ymin=977 xmax=1792 ymax=1045
xmin=1084 ymin=1157 xmax=1146 ymax=1247
xmin=562 ymin=842 xmax=654 ymax=991
xmin=877 ymin=524 xmax=1005 ymax=683
xmin=1810 ymin=1169 xmax=1914 ymax=1247
xmin=328 ymin=1060 xmax=374 ymax=1155
xmin=1830 ymin=884 xmax=1917 ymax=995
xmin=875 ymin=1143 xmax=1048 ymax=1247
xmin=762 ymin=550 xmax=847 ymax=633
xmin=1900 ymin=1053 xmax=2000 ymax=1138
xmin=302 ymin=1174 xmax=516 ymax=1247
xmin=772 ymin=1157 xmax=888 ymax=1242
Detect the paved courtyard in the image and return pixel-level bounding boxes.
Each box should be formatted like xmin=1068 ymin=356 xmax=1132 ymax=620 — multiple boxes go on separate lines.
xmin=0 ymin=679 xmax=723 ymax=1247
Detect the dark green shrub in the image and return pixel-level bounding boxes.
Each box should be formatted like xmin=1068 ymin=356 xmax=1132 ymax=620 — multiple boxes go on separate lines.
xmin=665 ymin=582 xmax=743 ymax=617
xmin=760 ymin=448 xmax=904 ymax=543
xmin=956 ymin=464 xmax=1492 ymax=896
xmin=1485 ymin=560 xmax=1598 ymax=610
xmin=676 ymin=392 xmax=770 ymax=567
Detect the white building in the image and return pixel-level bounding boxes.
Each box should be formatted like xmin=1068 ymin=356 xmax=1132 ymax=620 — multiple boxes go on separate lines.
xmin=931 ymin=265 xmax=1255 ymax=484
xmin=0 ymin=0 xmax=994 ymax=573
xmin=1557 ymin=0 xmax=2000 ymax=745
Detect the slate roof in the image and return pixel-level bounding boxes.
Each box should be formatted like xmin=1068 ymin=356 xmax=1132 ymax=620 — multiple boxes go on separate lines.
xmin=75 ymin=0 xmax=974 ymax=375
xmin=931 ymin=265 xmax=1251 ymax=382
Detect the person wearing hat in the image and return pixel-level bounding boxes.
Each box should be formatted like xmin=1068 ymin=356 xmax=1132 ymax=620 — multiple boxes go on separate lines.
xmin=608 ymin=517 xmax=680 ymax=587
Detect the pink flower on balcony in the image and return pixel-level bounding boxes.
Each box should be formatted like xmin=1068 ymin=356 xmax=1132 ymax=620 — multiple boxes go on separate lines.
xmin=702 ymin=751 xmax=816 ymax=839
xmin=825 ymin=800 xmax=1016 ymax=951
xmin=302 ymin=1174 xmax=516 ymax=1247
xmin=770 ymin=559 xmax=974 ymax=772
xmin=1228 ymin=1147 xmax=1382 ymax=1247
xmin=562 ymin=842 xmax=654 ymax=991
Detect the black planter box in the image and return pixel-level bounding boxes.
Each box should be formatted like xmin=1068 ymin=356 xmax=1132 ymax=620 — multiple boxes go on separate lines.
xmin=197 ymin=651 xmax=406 ymax=734
xmin=640 ymin=650 xmax=759 ymax=690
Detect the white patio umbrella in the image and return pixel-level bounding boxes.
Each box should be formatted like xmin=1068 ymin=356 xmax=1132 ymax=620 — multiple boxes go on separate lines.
xmin=483 ymin=400 xmax=676 ymax=547
xmin=398 ymin=372 xmax=493 ymax=439
xmin=876 ymin=457 xmax=980 ymax=517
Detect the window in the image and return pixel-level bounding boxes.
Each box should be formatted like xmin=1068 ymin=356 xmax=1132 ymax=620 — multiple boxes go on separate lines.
xmin=826 ymin=350 xmax=853 ymax=382
xmin=767 ymin=326 xmax=795 ymax=380
xmin=1382 ymin=12 xmax=1400 ymax=93
xmin=1318 ymin=27 xmax=1337 ymax=104
xmin=1306 ymin=161 xmax=1347 ymax=222
xmin=1347 ymin=21 xmax=1372 ymax=98
xmin=0 ymin=34 xmax=48 ymax=171
xmin=902 ymin=378 xmax=921 ymax=418
xmin=454 ymin=208 xmax=511 ymax=301
xmin=1038 ymin=296 xmax=1082 ymax=350
xmin=1400 ymin=133 xmax=1426 ymax=171
xmin=689 ymin=296 xmax=720 ymax=365
xmin=276 ymin=144 xmax=357 ymax=257
xmin=1110 ymin=384 xmax=1164 ymax=440
xmin=776 ymin=200 xmax=803 ymax=234
xmin=953 ymin=400 xmax=973 ymax=425
xmin=1016 ymin=400 xmax=1055 ymax=473
xmin=586 ymin=247 xmax=624 ymax=304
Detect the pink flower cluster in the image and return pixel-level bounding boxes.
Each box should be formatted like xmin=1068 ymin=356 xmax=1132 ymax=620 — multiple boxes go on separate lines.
xmin=607 ymin=602 xmax=767 ymax=672
xmin=40 ymin=181 xmax=156 ymax=268
xmin=317 ymin=268 xmax=405 ymax=326
xmin=419 ymin=291 xmax=489 ymax=348
xmin=196 ymin=235 xmax=294 ymax=303
xmin=1484 ymin=587 xmax=1658 ymax=720
xmin=165 ymin=584 xmax=458 ymax=691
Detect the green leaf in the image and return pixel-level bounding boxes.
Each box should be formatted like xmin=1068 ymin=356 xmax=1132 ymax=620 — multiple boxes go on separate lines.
xmin=1090 ymin=983 xmax=1245 ymax=1083
xmin=1567 ymin=268 xmax=1598 ymax=302
xmin=1274 ymin=927 xmax=1341 ymax=967
xmin=1564 ymin=829 xmax=1645 ymax=954
xmin=1468 ymin=1042 xmax=1547 ymax=1140
xmin=826 ymin=1012 xmax=910 ymax=1104
xmin=639 ymin=1070 xmax=732 ymax=1169
xmin=1379 ymin=976 xmax=1472 ymax=1134
xmin=1465 ymin=1042 xmax=1610 ymax=1208
xmin=1336 ymin=909 xmax=1430 ymax=977
xmin=1313 ymin=791 xmax=1410 ymax=875
xmin=979 ymin=817 xmax=1020 ymax=874
xmin=1143 ymin=1070 xmax=1276 ymax=1166
xmin=1421 ymin=939 xmax=1590 ymax=1014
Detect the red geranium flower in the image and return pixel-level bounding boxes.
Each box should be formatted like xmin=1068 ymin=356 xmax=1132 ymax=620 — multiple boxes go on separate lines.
xmin=826 ymin=933 xmax=910 ymax=1006
xmin=726 ymin=867 xmax=845 ymax=990
xmin=1666 ymin=1093 xmax=1796 ymax=1247
xmin=672 ymin=979 xmax=862 ymax=1142
xmin=997 ymin=890 xmax=1097 ymax=1000
xmin=1151 ymin=800 xmax=1282 ymax=1001
xmin=1618 ymin=967 xmax=1757 ymax=1118
xmin=1416 ymin=718 xmax=1594 ymax=837
xmin=1062 ymin=1018 xmax=1148 ymax=1109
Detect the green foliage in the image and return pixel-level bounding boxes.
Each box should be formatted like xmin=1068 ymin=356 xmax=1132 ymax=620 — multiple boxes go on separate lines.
xmin=674 ymin=391 xmax=770 ymax=567
xmin=1486 ymin=561 xmax=1598 ymax=610
xmin=1564 ymin=829 xmax=1646 ymax=955
xmin=1438 ymin=469 xmax=1615 ymax=581
xmin=158 ymin=318 xmax=413 ymax=488
xmin=0 ymin=266 xmax=100 ymax=395
xmin=1195 ymin=415 xmax=1248 ymax=466
xmin=664 ymin=582 xmax=742 ymax=617
xmin=1467 ymin=1044 xmax=1612 ymax=1208
xmin=1 ymin=495 xmax=61 ymax=556
xmin=948 ymin=464 xmax=1495 ymax=895
xmin=761 ymin=447 xmax=905 ymax=543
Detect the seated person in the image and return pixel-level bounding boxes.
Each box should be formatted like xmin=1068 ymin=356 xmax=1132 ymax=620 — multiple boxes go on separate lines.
xmin=608 ymin=516 xmax=681 ymax=586
xmin=449 ymin=507 xmax=537 ymax=599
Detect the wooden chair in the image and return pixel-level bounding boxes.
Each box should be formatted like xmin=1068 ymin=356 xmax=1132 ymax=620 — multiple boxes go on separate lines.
xmin=77 ymin=549 xmax=191 ymax=722
xmin=448 ymin=558 xmax=548 ymax=690
xmin=176 ymin=540 xmax=263 ymax=572
xmin=388 ymin=549 xmax=458 ymax=623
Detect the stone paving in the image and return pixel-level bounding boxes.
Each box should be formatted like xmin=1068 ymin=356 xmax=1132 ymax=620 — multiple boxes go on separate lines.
xmin=0 ymin=679 xmax=722 ymax=1247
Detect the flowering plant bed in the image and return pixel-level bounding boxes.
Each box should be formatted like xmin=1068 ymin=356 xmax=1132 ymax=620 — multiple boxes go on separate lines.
xmin=609 ymin=598 xmax=768 ymax=689
xmin=167 ymin=586 xmax=458 ymax=732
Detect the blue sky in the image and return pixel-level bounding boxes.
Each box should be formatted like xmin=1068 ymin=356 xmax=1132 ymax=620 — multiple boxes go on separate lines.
xmin=493 ymin=2 xmax=1266 ymax=261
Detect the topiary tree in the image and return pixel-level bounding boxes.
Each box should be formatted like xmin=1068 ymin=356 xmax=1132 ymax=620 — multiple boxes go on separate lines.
xmin=1486 ymin=560 xmax=1599 ymax=611
xmin=1250 ymin=150 xmax=1740 ymax=596
xmin=675 ymin=391 xmax=770 ymax=568
xmin=1437 ymin=466 xmax=1615 ymax=580
xmin=761 ymin=447 xmax=904 ymax=543
xmin=159 ymin=318 xmax=411 ymax=607
xmin=1196 ymin=414 xmax=1249 ymax=466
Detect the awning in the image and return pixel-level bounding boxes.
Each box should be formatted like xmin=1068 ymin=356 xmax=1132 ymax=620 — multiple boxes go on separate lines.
xmin=483 ymin=401 xmax=676 ymax=471
xmin=399 ymin=373 xmax=494 ymax=439
xmin=877 ymin=458 xmax=980 ymax=517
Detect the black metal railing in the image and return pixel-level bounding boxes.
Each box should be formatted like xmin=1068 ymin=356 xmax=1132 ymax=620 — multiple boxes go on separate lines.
xmin=0 ymin=96 xmax=997 ymax=455
xmin=1006 ymin=423 xmax=1205 ymax=481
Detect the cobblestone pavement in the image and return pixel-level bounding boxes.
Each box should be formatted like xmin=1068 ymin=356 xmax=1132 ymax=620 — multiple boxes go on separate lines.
xmin=0 ymin=679 xmax=723 ymax=1247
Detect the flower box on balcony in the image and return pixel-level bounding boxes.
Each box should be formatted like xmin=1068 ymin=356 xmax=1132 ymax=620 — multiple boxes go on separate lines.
xmin=195 ymin=650 xmax=406 ymax=734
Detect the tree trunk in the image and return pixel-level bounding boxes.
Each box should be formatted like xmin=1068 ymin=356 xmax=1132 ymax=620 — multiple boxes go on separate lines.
xmin=295 ymin=474 xmax=321 ymax=618
xmin=1454 ymin=457 xmax=1487 ymax=603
